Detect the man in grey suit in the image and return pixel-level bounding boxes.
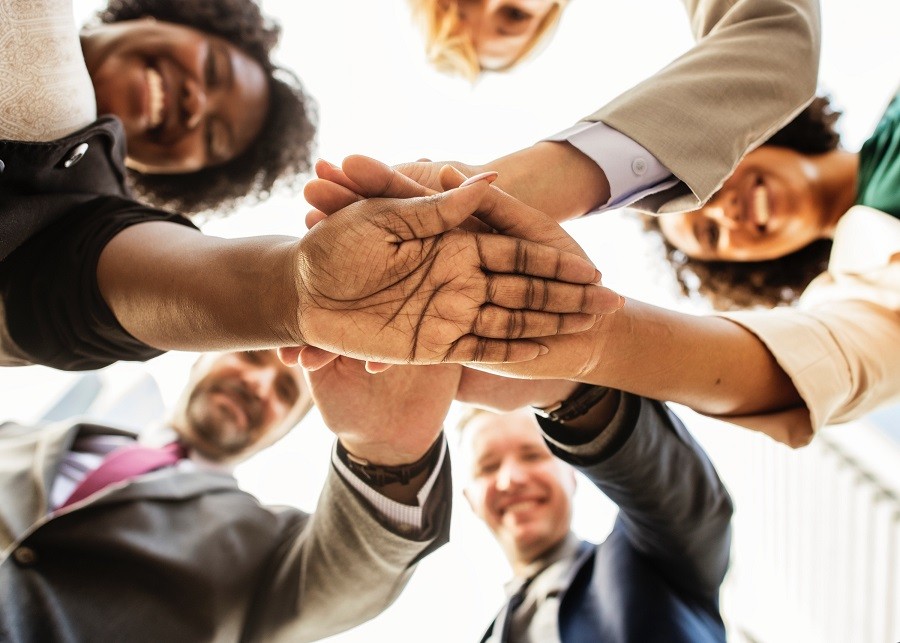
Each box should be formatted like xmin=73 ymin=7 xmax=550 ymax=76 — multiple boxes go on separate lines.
xmin=457 ymin=378 xmax=733 ymax=642
xmin=0 ymin=350 xmax=454 ymax=642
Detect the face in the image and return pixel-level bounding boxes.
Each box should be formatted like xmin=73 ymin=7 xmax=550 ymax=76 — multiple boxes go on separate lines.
xmin=463 ymin=411 xmax=574 ymax=564
xmin=83 ymin=19 xmax=270 ymax=174
xmin=658 ymin=146 xmax=830 ymax=262
xmin=179 ymin=350 xmax=309 ymax=462
xmin=453 ymin=0 xmax=559 ymax=70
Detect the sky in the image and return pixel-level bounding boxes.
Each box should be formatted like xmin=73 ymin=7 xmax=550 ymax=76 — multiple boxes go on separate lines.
xmin=2 ymin=0 xmax=899 ymax=641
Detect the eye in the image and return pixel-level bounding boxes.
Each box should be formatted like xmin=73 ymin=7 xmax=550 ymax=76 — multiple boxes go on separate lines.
xmin=501 ymin=6 xmax=532 ymax=22
xmin=276 ymin=374 xmax=300 ymax=406
xmin=204 ymin=44 xmax=219 ymax=88
xmin=475 ymin=461 xmax=499 ymax=476
xmin=239 ymin=351 xmax=264 ymax=364
xmin=706 ymin=221 xmax=720 ymax=250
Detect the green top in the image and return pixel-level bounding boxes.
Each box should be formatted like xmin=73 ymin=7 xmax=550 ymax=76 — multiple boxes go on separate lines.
xmin=857 ymin=92 xmax=900 ymax=217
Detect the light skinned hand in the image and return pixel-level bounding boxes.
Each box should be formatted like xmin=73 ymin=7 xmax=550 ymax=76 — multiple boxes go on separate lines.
xmin=306 ymin=356 xmax=461 ymax=464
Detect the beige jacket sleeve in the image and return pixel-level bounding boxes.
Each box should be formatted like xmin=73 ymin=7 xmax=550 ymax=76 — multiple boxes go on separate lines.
xmin=246 ymin=453 xmax=452 ymax=642
xmin=722 ymin=207 xmax=900 ymax=439
xmin=587 ymin=0 xmax=820 ymax=213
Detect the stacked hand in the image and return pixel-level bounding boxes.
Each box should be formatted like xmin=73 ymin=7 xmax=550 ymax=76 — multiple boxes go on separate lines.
xmin=288 ymin=158 xmax=622 ymax=372
xmin=295 ymin=155 xmax=620 ymax=384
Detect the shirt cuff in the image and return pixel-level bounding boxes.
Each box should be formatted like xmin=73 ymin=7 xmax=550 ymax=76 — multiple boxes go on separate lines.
xmin=537 ymin=391 xmax=637 ymax=461
xmin=331 ymin=439 xmax=447 ymax=533
xmin=545 ymin=121 xmax=678 ymax=213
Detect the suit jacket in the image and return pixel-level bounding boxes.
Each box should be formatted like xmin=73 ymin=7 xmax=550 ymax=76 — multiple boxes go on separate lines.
xmin=483 ymin=395 xmax=733 ymax=642
xmin=0 ymin=420 xmax=451 ymax=642
xmin=588 ymin=0 xmax=820 ymax=213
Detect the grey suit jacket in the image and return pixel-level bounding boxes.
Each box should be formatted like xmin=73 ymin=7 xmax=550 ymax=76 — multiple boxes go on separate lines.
xmin=589 ymin=0 xmax=820 ymax=213
xmin=0 ymin=420 xmax=451 ymax=642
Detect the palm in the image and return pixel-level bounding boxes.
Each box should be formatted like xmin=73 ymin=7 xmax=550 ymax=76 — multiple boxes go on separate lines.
xmin=295 ymin=183 xmax=612 ymax=365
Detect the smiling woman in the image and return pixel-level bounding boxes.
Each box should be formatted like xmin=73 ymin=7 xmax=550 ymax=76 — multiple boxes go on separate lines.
xmin=86 ymin=0 xmax=316 ymax=216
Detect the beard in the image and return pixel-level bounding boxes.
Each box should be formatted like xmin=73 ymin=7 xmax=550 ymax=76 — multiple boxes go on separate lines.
xmin=182 ymin=378 xmax=264 ymax=462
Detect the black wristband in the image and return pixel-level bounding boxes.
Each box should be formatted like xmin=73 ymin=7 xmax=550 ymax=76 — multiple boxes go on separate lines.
xmin=336 ymin=436 xmax=443 ymax=488
xmin=532 ymin=384 xmax=611 ymax=424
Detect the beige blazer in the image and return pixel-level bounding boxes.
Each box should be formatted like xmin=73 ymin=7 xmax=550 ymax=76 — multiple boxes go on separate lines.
xmin=588 ymin=0 xmax=821 ymax=213
xmin=0 ymin=420 xmax=451 ymax=642
xmin=723 ymin=207 xmax=900 ymax=441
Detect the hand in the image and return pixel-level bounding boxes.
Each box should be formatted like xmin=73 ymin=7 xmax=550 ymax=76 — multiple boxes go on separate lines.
xmin=293 ymin=164 xmax=623 ymax=367
xmin=306 ymin=357 xmax=461 ymax=464
xmin=456 ymin=368 xmax=578 ymax=412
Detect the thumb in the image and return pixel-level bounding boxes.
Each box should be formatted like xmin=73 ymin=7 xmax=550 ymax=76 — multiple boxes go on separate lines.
xmin=380 ymin=171 xmax=496 ymax=241
xmin=439 ymin=166 xmax=593 ymax=262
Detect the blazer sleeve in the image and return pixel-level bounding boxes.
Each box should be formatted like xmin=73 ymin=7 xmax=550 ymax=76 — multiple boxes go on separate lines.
xmin=539 ymin=394 xmax=733 ymax=599
xmin=585 ymin=0 xmax=820 ymax=213
xmin=243 ymin=449 xmax=452 ymax=642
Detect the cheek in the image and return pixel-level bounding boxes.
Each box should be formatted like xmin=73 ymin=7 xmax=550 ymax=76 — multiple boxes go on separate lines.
xmin=128 ymin=134 xmax=205 ymax=173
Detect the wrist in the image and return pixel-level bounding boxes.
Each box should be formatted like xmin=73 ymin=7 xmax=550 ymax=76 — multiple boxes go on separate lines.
xmin=337 ymin=434 xmax=443 ymax=500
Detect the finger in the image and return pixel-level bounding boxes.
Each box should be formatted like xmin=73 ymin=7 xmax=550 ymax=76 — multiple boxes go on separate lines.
xmin=440 ymin=165 xmax=590 ymax=261
xmin=474 ymin=232 xmax=601 ymax=284
xmin=444 ymin=337 xmax=548 ymax=364
xmin=303 ymin=178 xmax=362 ymax=215
xmin=380 ymin=177 xmax=495 ymax=241
xmin=485 ymin=274 xmax=623 ymax=314
xmin=297 ymin=346 xmax=341 ymax=371
xmin=277 ymin=346 xmax=303 ymax=367
xmin=365 ymin=361 xmax=394 ymax=373
xmin=472 ymin=306 xmax=598 ymax=338
xmin=343 ymin=155 xmax=438 ymax=199
xmin=305 ymin=209 xmax=328 ymax=229
xmin=314 ymin=158 xmax=365 ymax=194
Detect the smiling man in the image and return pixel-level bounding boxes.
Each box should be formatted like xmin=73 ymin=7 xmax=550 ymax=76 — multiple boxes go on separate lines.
xmin=0 ymin=349 xmax=452 ymax=642
xmin=458 ymin=385 xmax=733 ymax=642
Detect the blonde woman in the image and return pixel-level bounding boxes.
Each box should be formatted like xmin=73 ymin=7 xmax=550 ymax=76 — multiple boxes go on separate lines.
xmin=408 ymin=0 xmax=567 ymax=79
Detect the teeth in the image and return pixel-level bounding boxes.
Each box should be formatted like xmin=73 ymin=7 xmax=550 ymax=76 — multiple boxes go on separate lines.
xmin=505 ymin=500 xmax=538 ymax=513
xmin=146 ymin=67 xmax=164 ymax=128
xmin=752 ymin=185 xmax=770 ymax=227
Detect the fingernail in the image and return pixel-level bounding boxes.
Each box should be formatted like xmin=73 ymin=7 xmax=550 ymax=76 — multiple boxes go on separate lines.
xmin=460 ymin=171 xmax=499 ymax=187
xmin=618 ymin=295 xmax=626 ymax=309
xmin=317 ymin=158 xmax=340 ymax=170
xmin=538 ymin=344 xmax=549 ymax=355
xmin=594 ymin=269 xmax=603 ymax=284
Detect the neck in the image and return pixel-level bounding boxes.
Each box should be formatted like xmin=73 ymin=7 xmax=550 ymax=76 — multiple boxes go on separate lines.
xmin=813 ymin=150 xmax=859 ymax=237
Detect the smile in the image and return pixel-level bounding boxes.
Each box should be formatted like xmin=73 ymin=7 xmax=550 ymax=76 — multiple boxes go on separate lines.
xmin=146 ymin=67 xmax=166 ymax=129
xmin=751 ymin=183 xmax=771 ymax=229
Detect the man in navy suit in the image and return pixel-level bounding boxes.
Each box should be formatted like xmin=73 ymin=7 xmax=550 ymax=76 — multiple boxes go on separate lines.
xmin=458 ymin=382 xmax=733 ymax=642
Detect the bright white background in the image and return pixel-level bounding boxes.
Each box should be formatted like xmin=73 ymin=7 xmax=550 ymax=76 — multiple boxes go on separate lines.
xmin=1 ymin=0 xmax=898 ymax=641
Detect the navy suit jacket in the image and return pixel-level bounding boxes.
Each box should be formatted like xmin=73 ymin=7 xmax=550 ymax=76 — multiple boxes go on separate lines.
xmin=483 ymin=395 xmax=732 ymax=642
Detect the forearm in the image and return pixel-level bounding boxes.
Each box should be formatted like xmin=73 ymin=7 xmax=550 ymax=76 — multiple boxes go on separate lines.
xmin=97 ymin=222 xmax=302 ymax=351
xmin=584 ymin=299 xmax=802 ymax=416
xmin=483 ymin=142 xmax=610 ymax=222
xmin=545 ymin=395 xmax=733 ymax=595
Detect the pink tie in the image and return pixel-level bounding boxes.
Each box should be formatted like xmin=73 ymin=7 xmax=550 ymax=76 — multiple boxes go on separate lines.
xmin=61 ymin=441 xmax=186 ymax=509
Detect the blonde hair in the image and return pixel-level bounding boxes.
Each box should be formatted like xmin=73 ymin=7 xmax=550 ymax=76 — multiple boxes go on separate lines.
xmin=408 ymin=0 xmax=566 ymax=80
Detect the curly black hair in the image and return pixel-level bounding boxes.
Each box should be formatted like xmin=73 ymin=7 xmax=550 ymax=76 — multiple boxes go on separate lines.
xmin=646 ymin=95 xmax=842 ymax=310
xmin=96 ymin=0 xmax=317 ymax=218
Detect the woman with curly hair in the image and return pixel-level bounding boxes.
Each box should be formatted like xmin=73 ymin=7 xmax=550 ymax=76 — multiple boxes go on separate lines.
xmin=0 ymin=0 xmax=615 ymax=372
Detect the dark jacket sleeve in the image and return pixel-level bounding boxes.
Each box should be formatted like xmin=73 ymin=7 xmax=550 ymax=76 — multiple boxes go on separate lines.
xmin=538 ymin=394 xmax=733 ymax=599
xmin=0 ymin=195 xmax=196 ymax=370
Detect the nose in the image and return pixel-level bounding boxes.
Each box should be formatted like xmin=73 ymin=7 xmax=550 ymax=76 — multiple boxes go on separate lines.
xmin=242 ymin=366 xmax=279 ymax=401
xmin=495 ymin=458 xmax=527 ymax=491
xmin=182 ymin=77 xmax=208 ymax=131
xmin=704 ymin=191 xmax=743 ymax=229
